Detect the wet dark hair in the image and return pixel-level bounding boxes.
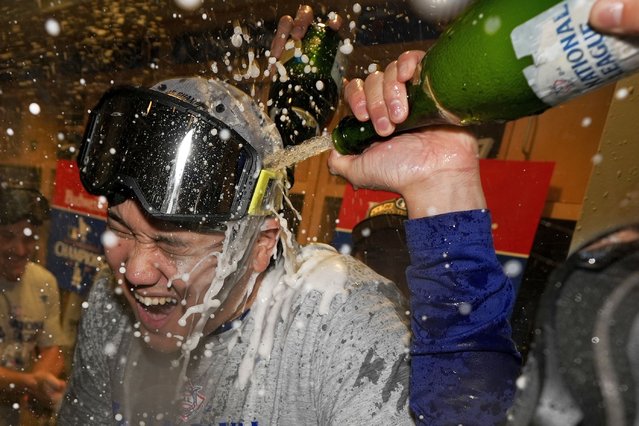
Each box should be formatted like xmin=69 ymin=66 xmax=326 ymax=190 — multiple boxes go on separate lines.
xmin=0 ymin=187 xmax=50 ymax=226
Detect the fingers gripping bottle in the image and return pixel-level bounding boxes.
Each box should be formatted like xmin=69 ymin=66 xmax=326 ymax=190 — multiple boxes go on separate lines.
xmin=268 ymin=22 xmax=342 ymax=149
xmin=332 ymin=0 xmax=639 ymax=155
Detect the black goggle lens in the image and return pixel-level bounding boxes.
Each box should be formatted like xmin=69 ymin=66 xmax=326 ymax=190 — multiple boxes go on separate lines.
xmin=78 ymin=87 xmax=259 ymax=225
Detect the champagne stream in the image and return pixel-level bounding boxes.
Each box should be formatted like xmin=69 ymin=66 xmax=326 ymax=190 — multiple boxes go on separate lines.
xmin=263 ymin=134 xmax=334 ymax=170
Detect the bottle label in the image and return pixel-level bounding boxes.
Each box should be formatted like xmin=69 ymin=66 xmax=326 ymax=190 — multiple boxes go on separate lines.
xmin=511 ymin=0 xmax=639 ymax=106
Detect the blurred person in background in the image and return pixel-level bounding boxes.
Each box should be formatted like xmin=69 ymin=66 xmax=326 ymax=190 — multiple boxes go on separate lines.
xmin=351 ymin=197 xmax=410 ymax=297
xmin=0 ymin=186 xmax=66 ymax=425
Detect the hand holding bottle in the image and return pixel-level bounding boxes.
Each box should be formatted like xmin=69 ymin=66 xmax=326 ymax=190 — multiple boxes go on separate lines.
xmin=342 ymin=50 xmax=426 ymax=138
xmin=590 ymin=0 xmax=639 ymax=34
xmin=270 ymin=5 xmax=341 ymax=60
xmin=328 ymin=53 xmax=487 ymax=220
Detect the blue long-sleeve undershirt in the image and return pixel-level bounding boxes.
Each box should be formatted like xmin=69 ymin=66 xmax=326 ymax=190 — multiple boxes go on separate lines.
xmin=406 ymin=210 xmax=521 ymax=425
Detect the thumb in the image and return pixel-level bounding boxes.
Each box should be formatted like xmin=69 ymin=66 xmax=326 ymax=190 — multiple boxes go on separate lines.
xmin=327 ymin=150 xmax=354 ymax=181
xmin=44 ymin=375 xmax=66 ymax=391
xmin=590 ymin=0 xmax=639 ymax=35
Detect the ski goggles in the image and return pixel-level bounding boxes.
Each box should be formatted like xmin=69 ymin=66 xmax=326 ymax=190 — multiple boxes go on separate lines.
xmin=78 ymin=86 xmax=283 ymax=229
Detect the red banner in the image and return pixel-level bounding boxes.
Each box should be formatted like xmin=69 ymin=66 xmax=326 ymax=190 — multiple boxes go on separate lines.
xmin=336 ymin=159 xmax=554 ymax=257
xmin=51 ymin=159 xmax=107 ymax=218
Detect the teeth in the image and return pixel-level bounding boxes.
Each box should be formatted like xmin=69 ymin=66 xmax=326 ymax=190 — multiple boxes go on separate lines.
xmin=134 ymin=292 xmax=178 ymax=307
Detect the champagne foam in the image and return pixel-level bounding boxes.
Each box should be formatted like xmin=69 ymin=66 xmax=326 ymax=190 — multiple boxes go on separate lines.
xmin=263 ymin=134 xmax=333 ymax=170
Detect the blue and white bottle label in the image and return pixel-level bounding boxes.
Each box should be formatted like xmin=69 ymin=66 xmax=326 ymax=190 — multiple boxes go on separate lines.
xmin=512 ymin=0 xmax=639 ymax=106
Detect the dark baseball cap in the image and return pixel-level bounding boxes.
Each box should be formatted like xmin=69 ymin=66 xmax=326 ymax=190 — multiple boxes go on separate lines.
xmin=0 ymin=186 xmax=50 ymax=225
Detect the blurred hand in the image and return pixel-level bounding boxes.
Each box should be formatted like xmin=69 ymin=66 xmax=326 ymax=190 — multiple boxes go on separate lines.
xmin=590 ymin=0 xmax=639 ymax=35
xmin=270 ymin=4 xmax=342 ymax=60
xmin=328 ymin=51 xmax=486 ymax=219
xmin=29 ymin=370 xmax=66 ymax=409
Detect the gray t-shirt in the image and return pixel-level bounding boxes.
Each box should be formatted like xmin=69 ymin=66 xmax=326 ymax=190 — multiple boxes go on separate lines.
xmin=60 ymin=245 xmax=412 ymax=425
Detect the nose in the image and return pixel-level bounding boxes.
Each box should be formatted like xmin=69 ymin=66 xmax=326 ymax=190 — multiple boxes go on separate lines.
xmin=9 ymin=236 xmax=32 ymax=258
xmin=123 ymin=242 xmax=164 ymax=288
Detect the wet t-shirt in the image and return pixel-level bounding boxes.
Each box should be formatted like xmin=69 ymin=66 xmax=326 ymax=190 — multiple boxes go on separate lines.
xmin=59 ymin=245 xmax=412 ymax=425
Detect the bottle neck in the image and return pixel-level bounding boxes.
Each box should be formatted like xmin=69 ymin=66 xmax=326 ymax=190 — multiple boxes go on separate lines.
xmin=294 ymin=23 xmax=340 ymax=75
xmin=399 ymin=63 xmax=461 ymax=131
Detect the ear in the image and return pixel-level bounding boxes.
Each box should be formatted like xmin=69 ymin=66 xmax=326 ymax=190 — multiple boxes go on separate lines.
xmin=252 ymin=217 xmax=280 ymax=273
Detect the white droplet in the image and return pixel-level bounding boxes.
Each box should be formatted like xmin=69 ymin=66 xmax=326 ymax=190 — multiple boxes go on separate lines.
xmin=23 ymin=227 xmax=33 ymax=237
xmin=591 ymin=153 xmax=604 ymax=165
xmin=231 ymin=33 xmax=243 ymax=48
xmin=615 ymin=87 xmax=630 ymax=100
xmin=353 ymin=3 xmax=362 ymax=13
xmin=114 ymin=413 xmax=123 ymax=421
xmin=581 ymin=116 xmax=592 ymax=127
xmin=361 ymin=227 xmax=371 ymax=237
xmin=367 ymin=63 xmax=378 ymax=73
xmin=29 ymin=103 xmax=41 ymax=115
xmin=174 ymin=0 xmax=202 ymax=11
xmin=81 ymin=301 xmax=89 ymax=309
xmin=340 ymin=38 xmax=354 ymax=55
xmin=6 ymin=128 xmax=14 ymax=136
xmin=119 ymin=266 xmax=126 ymax=274
xmin=484 ymin=16 xmax=502 ymax=34
xmin=315 ymin=80 xmax=325 ymax=91
xmin=339 ymin=244 xmax=352 ymax=255
xmin=101 ymin=230 xmax=118 ymax=248
xmin=104 ymin=342 xmax=117 ymax=356
xmin=592 ymin=336 xmax=600 ymax=344
xmin=219 ymin=128 xmax=231 ymax=141
xmin=516 ymin=375 xmax=528 ymax=389
xmin=97 ymin=196 xmax=108 ymax=209
xmin=45 ymin=18 xmax=61 ymax=36
xmin=12 ymin=403 xmax=19 ymax=410
xmin=458 ymin=302 xmax=472 ymax=315
xmin=503 ymin=260 xmax=523 ymax=278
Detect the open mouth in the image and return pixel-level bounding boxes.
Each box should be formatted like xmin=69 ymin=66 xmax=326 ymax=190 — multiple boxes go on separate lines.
xmin=133 ymin=292 xmax=179 ymax=308
xmin=132 ymin=291 xmax=181 ymax=331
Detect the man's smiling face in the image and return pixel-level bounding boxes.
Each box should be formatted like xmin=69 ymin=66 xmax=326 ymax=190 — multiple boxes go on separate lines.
xmin=104 ymin=199 xmax=242 ymax=353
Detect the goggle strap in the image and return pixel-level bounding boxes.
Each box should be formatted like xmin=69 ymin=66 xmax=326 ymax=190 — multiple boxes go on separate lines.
xmin=248 ymin=169 xmax=284 ymax=216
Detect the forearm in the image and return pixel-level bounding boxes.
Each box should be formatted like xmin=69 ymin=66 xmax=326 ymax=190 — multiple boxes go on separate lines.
xmin=406 ymin=210 xmax=521 ymax=424
xmin=0 ymin=366 xmax=37 ymax=402
xmin=32 ymin=346 xmax=65 ymax=378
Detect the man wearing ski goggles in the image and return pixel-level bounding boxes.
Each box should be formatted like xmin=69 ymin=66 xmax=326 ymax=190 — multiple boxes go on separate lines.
xmin=79 ymin=85 xmax=280 ymax=229
xmin=60 ymin=6 xmax=521 ymax=426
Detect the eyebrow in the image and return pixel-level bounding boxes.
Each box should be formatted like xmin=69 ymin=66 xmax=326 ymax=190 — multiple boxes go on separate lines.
xmin=107 ymin=209 xmax=224 ymax=250
xmin=107 ymin=210 xmax=125 ymax=225
xmin=154 ymin=234 xmax=189 ymax=248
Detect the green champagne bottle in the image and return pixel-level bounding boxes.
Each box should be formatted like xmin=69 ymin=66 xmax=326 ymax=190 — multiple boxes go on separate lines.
xmin=268 ymin=22 xmax=341 ymax=148
xmin=332 ymin=0 xmax=639 ymax=155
